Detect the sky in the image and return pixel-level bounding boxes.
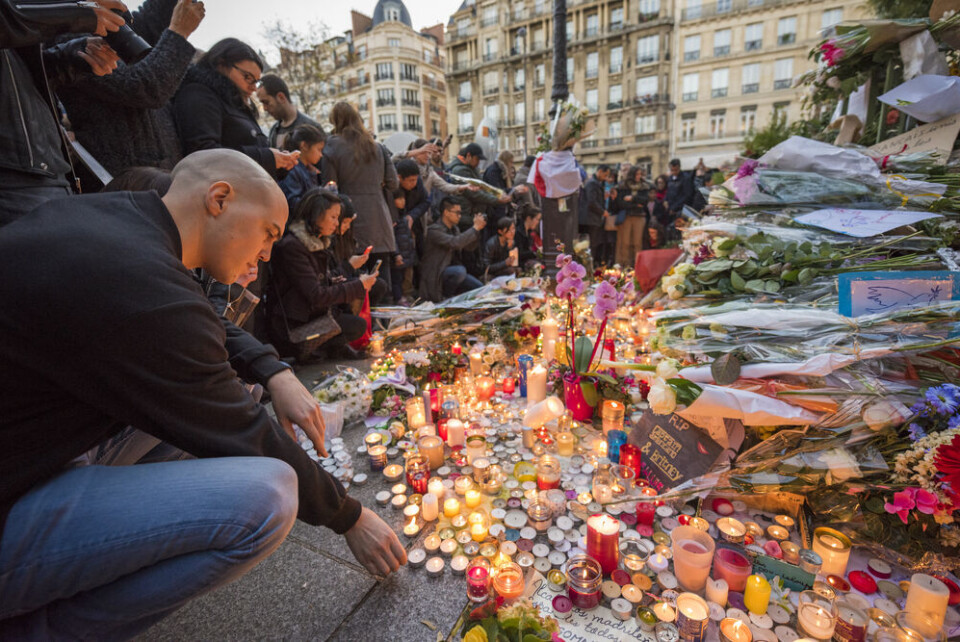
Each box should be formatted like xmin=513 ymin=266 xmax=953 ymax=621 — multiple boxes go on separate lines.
xmin=134 ymin=0 xmax=463 ymax=64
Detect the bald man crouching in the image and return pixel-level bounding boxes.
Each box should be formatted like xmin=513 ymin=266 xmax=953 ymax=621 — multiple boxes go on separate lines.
xmin=0 ymin=150 xmax=406 ymax=640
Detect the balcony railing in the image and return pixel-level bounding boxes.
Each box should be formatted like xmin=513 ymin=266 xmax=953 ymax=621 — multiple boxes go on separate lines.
xmin=480 ymin=16 xmax=498 ymax=27
xmin=742 ymin=83 xmax=759 ymax=93
xmin=609 ymin=63 xmax=623 ymax=74
xmin=636 ymin=54 xmax=659 ymax=66
xmin=604 ymin=137 xmax=623 ymax=146
xmin=400 ymin=73 xmax=418 ymax=82
xmin=581 ymin=140 xmax=598 ymax=148
xmin=458 ymin=94 xmax=472 ymax=103
xmin=358 ymin=103 xmax=368 ymax=112
xmin=682 ymin=0 xmax=793 ymax=21
xmin=609 ymin=22 xmax=624 ymax=32
xmin=774 ymin=79 xmax=792 ymax=89
xmin=403 ymin=122 xmax=420 ymax=132
xmin=778 ymin=34 xmax=796 ymax=46
xmin=380 ymin=123 xmax=398 ymax=132
xmin=635 ymin=133 xmax=656 ymax=142
xmin=711 ymin=88 xmax=728 ymax=98
xmin=483 ymin=52 xmax=499 ymax=62
xmin=483 ymin=86 xmax=499 ymax=95
xmin=634 ymin=93 xmax=669 ymax=105
xmin=714 ymin=45 xmax=730 ymax=56
xmin=376 ymin=98 xmax=396 ymax=107
xmin=684 ymin=51 xmax=699 ymax=61
xmin=512 ymin=9 xmax=527 ymax=20
xmin=430 ymin=103 xmax=441 ymax=113
xmin=402 ymin=99 xmax=421 ymax=107
xmin=375 ymin=72 xmax=394 ymax=81
xmin=449 ymin=25 xmax=477 ymax=42
xmin=607 ymin=101 xmax=623 ymax=110
xmin=682 ymin=92 xmax=698 ymax=101
xmin=745 ymin=40 xmax=762 ymax=51
xmin=458 ymin=126 xmax=474 ymax=134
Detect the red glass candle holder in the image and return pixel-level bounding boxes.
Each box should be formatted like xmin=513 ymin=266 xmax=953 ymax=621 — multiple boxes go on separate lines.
xmin=467 ymin=557 xmax=492 ymax=603
xmin=619 ymin=443 xmax=642 ymax=478
xmin=405 ymin=453 xmax=431 ymax=495
xmin=566 ymin=554 xmax=603 ymax=610
xmin=502 ymin=377 xmax=516 ymax=395
xmin=586 ymin=514 xmax=620 ymax=575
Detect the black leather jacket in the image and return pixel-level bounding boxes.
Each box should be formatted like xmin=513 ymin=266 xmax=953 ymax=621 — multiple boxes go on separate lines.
xmin=0 ymin=1 xmax=99 ymax=187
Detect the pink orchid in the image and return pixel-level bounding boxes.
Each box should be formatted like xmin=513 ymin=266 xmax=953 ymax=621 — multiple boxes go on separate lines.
xmin=555 ymin=253 xmax=573 ymax=268
xmin=593 ymin=280 xmax=619 ymax=320
xmin=915 ymin=487 xmax=938 ymax=515
xmin=559 ymin=261 xmax=586 ymax=281
xmin=736 ymin=159 xmax=758 ymax=179
xmin=884 ymin=488 xmax=917 ymax=524
xmin=820 ymin=39 xmax=845 ymax=66
xmin=557 ymin=277 xmax=584 ymax=300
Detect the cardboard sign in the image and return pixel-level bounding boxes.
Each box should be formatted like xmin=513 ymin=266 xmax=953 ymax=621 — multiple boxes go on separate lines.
xmin=868 ymin=113 xmax=960 ymax=164
xmin=522 ymin=570 xmax=654 ymax=641
xmin=750 ymin=554 xmax=815 ymax=592
xmin=838 ymin=270 xmax=960 ymax=317
xmin=795 ymin=208 xmax=942 ymax=238
xmin=628 ymin=410 xmax=727 ymax=492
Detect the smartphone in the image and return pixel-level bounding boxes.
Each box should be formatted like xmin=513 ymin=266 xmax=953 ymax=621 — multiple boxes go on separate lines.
xmin=371 ymin=259 xmax=382 ymax=274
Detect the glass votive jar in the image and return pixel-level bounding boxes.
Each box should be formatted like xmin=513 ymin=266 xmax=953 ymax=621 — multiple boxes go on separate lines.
xmin=607 ymin=430 xmax=628 ymax=463
xmin=405 ymin=396 xmax=427 ymax=430
xmin=536 ymin=454 xmax=561 ymax=490
xmin=404 ymin=452 xmax=430 ymax=495
xmin=527 ymin=499 xmax=554 ymax=532
xmin=556 ymin=431 xmax=575 ymax=456
xmin=465 ymin=435 xmax=487 ymax=465
xmin=418 ymin=435 xmax=445 ymax=470
xmin=670 ymin=525 xmax=715 ymax=593
xmin=713 ymin=547 xmax=753 ymax=593
xmin=601 ymin=399 xmax=625 ymax=435
xmin=812 ymin=527 xmax=852 ymax=578
xmin=492 ymin=562 xmax=525 ymax=601
xmin=895 ymin=612 xmax=947 ymax=642
xmin=454 ymin=475 xmax=474 ymax=495
xmin=873 ymin=628 xmax=922 ymax=642
xmin=609 ymin=464 xmax=636 ymax=499
xmin=469 ymin=511 xmax=491 ymax=542
xmin=472 ymin=457 xmax=491 ymax=485
xmin=592 ymin=464 xmax=617 ymax=505
xmin=557 ymin=410 xmax=573 ymax=433
xmin=364 ymin=432 xmax=383 ymax=452
xmin=566 ymin=554 xmax=603 ymax=610
xmin=619 ymin=537 xmax=653 ymax=573
xmin=368 ymin=444 xmax=388 ymax=471
xmin=797 ymin=590 xmax=838 ymax=641
xmin=467 ymin=557 xmax=493 ymax=603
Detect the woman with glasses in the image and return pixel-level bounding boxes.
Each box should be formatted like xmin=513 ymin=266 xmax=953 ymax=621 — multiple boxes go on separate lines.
xmin=172 ymin=38 xmax=298 ymax=179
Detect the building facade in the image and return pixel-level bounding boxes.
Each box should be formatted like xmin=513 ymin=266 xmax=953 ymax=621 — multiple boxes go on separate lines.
xmin=671 ymin=0 xmax=868 ymax=168
xmin=445 ymin=0 xmax=674 ymax=175
xmin=312 ymin=1 xmax=449 ymax=143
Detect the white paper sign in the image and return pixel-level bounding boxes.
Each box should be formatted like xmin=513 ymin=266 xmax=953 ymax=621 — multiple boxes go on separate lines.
xmin=795 ymin=208 xmax=942 ymax=237
xmin=523 ymin=570 xmax=655 ymax=641
xmin=879 ymin=75 xmax=960 ymax=123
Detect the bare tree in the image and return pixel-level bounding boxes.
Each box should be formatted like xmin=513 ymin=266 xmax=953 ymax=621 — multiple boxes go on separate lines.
xmin=261 ymin=19 xmax=335 ymax=120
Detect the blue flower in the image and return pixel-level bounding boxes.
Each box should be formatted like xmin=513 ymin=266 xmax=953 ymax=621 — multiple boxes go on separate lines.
xmin=926 ymin=386 xmax=960 ymax=417
xmin=911 ymin=400 xmax=930 ymax=418
xmin=908 ymin=423 xmax=927 ymax=441
xmin=950 ymin=415 xmax=960 ymax=431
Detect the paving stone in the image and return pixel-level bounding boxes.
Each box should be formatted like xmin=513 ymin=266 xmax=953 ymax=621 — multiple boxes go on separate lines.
xmin=138 ymin=539 xmax=375 ymax=642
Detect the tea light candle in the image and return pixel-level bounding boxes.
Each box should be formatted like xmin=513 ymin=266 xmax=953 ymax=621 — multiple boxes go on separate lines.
xmin=471 ymin=522 xmax=489 ymax=542
xmin=522 ymin=396 xmax=564 ymax=428
xmin=451 ymin=513 xmax=468 ymax=529
xmin=454 ymin=475 xmax=473 ymax=495
xmin=601 ymin=399 xmax=625 ymax=435
xmin=418 ymin=435 xmax=445 ymax=470
xmin=444 ymin=497 xmax=461 ymax=518
xmin=797 ymin=591 xmax=837 ymax=640
xmin=648 ymin=552 xmax=669 ymax=573
xmin=720 ymin=618 xmax=753 ymax=642
xmin=905 ymin=574 xmax=950 ymax=632
xmin=425 ymin=556 xmax=445 ymax=576
xmin=677 ymin=593 xmax=709 ymax=641
xmin=587 ymin=514 xmax=621 ymax=574
xmin=653 ymin=601 xmax=676 ymax=623
xmin=383 ymin=463 xmax=403 ymax=481
xmin=526 ymin=364 xmax=547 ymax=404
xmin=621 ymin=584 xmax=643 ymax=604
xmin=440 ymin=538 xmax=458 ymax=557
xmin=502 ymin=377 xmax=516 ymax=395
xmin=744 ymin=575 xmax=771 ymax=615
xmin=774 ymin=515 xmax=795 ymax=530
xmin=428 ymin=477 xmax=445 ymax=497
xmin=405 ymin=397 xmax=426 ymax=430
xmin=403 ymin=505 xmax=421 ymax=537
xmin=766 ymin=525 xmax=789 ymax=541
xmin=465 ymin=489 xmax=482 ymax=509
xmin=812 ymin=527 xmax=852 ymax=577
xmin=446 ymin=419 xmax=466 ymax=448
xmin=781 ymin=541 xmax=800 ymax=564
xmin=707 ymin=578 xmax=730 ymax=607
xmin=556 ymin=431 xmax=575 ymax=456
xmin=422 ymin=492 xmax=439 ymax=521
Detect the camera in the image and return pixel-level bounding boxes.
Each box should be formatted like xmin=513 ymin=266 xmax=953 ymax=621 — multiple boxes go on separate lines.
xmin=104 ymin=11 xmax=151 ymax=64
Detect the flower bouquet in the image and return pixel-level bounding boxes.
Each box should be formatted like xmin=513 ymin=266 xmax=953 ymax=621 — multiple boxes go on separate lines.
xmin=460 ymin=599 xmax=561 ymax=642
xmin=446 ymin=174 xmax=506 ymax=199
xmin=312 ymin=366 xmax=373 ymax=423
xmin=535 ymin=101 xmax=594 ymax=152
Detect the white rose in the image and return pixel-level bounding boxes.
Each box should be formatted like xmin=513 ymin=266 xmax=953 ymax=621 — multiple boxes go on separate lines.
xmin=648 ymin=380 xmax=677 ymax=415
xmin=661 ymin=274 xmax=680 ymax=289
xmin=667 ymin=285 xmax=685 ymax=300
xmin=522 ymin=309 xmax=537 ymax=325
xmin=656 ymin=358 xmax=680 ymax=380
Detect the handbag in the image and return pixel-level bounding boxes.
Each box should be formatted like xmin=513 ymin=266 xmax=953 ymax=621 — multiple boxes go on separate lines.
xmin=268 ymin=263 xmax=343 ymax=360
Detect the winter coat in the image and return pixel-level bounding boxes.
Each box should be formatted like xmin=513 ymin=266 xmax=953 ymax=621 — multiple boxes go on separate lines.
xmin=279 ymin=162 xmax=320 ymax=216
xmin=578 ymin=176 xmax=606 ymax=227
xmin=482 ymin=160 xmax=512 ymax=221
xmin=614 ymin=179 xmax=650 ymax=218
xmin=268 ymin=220 xmax=365 ymax=333
xmin=56 ymin=0 xmax=194 ymax=176
xmin=665 ymin=171 xmax=693 ymax=215
xmin=399 ymin=175 xmax=430 ymax=255
xmin=419 ymin=220 xmax=480 ymax=302
xmin=268 ymin=111 xmax=320 ymax=149
xmin=446 ymin=156 xmax=500 ymax=228
xmin=172 ymin=64 xmax=276 ymax=177
xmin=483 ymin=235 xmax=517 ymax=281
xmin=322 ymin=136 xmax=398 ymax=254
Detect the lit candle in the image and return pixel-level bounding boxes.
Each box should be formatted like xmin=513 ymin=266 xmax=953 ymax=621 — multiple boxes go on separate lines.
xmin=369 ymin=335 xmax=384 ymax=356
xmin=716 ymin=517 xmax=746 ymax=544
xmin=444 ymin=497 xmax=461 ymax=518
xmin=774 ymin=514 xmax=795 ymax=530
xmin=652 ymin=601 xmax=676 ymax=623
xmin=446 ymin=419 xmax=465 ymax=448
xmin=476 ymin=376 xmax=495 ymax=401
xmin=600 ymin=399 xmax=625 ymax=435
xmin=556 ymin=431 xmax=575 ymax=456
xmin=706 ymin=578 xmax=729 ymax=607
xmin=405 ymin=397 xmax=426 ymax=429
xmin=671 ymin=525 xmax=715 ymax=593
xmin=454 ymin=475 xmax=473 ymax=495
xmin=502 ymin=377 xmax=516 ymax=394
xmin=586 ymin=514 xmax=620 ymax=574
xmin=427 ymin=477 xmax=445 ymax=497
xmin=676 ymin=593 xmax=709 ymax=641
xmin=618 ymin=443 xmax=642 ymax=478
xmin=905 ymin=574 xmax=950 ymax=632
xmin=523 ymin=395 xmax=563 ymax=428
xmin=647 ymin=552 xmax=669 ymax=573
xmin=466 ymin=557 xmax=492 ymax=603
xmin=542 ymin=338 xmax=556 ymax=361
xmin=744 ymin=574 xmax=771 ymax=615
xmin=418 ymin=435 xmax=445 ymax=470
xmin=465 ymin=489 xmax=481 ymax=508
xmin=719 ymin=618 xmax=753 ymax=642
xmin=566 ymin=554 xmax=603 ymax=610
xmin=536 ymin=454 xmax=561 ymax=490
xmin=796 ymin=590 xmax=837 ymax=640
xmin=812 ymin=527 xmax=852 ymax=577
xmin=452 ymin=342 xmax=462 ymax=356
xmin=542 ymin=313 xmax=559 ymax=341
xmin=492 ymin=562 xmax=525 ymax=601
xmin=469 ymin=352 xmax=484 ymax=375
xmin=403 ymin=505 xmax=421 ymax=536
xmin=470 ymin=522 xmax=488 ymax=542
xmin=526 ymin=364 xmax=547 ymax=404
xmin=712 ymin=547 xmax=753 ymax=593
xmin=422 ymin=492 xmax=439 ymax=521
xmin=465 ymin=435 xmax=486 ymax=465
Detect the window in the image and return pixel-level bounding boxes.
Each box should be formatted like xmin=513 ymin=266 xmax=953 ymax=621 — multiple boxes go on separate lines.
xmin=774 ymin=58 xmax=793 ymax=89
xmin=379 ymin=113 xmax=397 ymax=131
xmin=514 ymin=101 xmax=525 ymax=122
xmin=777 ymin=17 xmax=797 ymax=45
xmin=742 ymin=63 xmax=760 ymax=93
xmin=684 ymin=35 xmax=701 ymax=61
xmin=458 ymin=111 xmax=473 ymax=133
xmin=376 ymin=62 xmax=393 ymax=80
xmin=822 ymin=8 xmax=843 ymax=30
xmin=609 ymin=84 xmax=622 ymax=108
xmin=400 ymin=63 xmax=417 ymax=81
xmin=773 ymin=102 xmax=790 ymax=120
xmin=514 ymin=69 xmax=525 ymax=90
xmin=635 ymin=114 xmax=656 ymax=134
xmin=356 ymin=44 xmax=367 ymax=60
xmin=431 ymin=119 xmax=440 ymax=136
xmin=423 ymin=49 xmax=434 ymax=64
xmin=401 ymin=88 xmax=419 ymax=106
xmin=714 ymin=29 xmax=731 ymax=56
xmin=532 ymin=29 xmax=545 ymax=50
xmin=639 ymin=0 xmax=660 ymax=18
xmin=745 ymin=23 xmax=763 ymax=51
xmin=586 ymin=52 xmax=599 ymax=78
xmin=586 ymin=88 xmax=598 ymax=112
xmin=357 ymin=68 xmax=367 ymax=84
xmin=384 ymin=4 xmax=401 ymax=21
xmin=377 ymin=88 xmax=395 ymax=106
xmin=711 ymin=68 xmax=729 ymax=98
xmin=484 ymin=104 xmax=498 ymax=121
xmin=717 ymin=0 xmax=731 ymax=12
xmin=513 ymin=30 xmax=524 ymax=54
xmin=636 ymin=75 xmax=657 ymax=100
xmin=610 ymin=46 xmax=623 ymax=73
xmin=566 ymin=58 xmax=574 ymax=79
xmin=513 ymin=2 xmax=524 ymax=20
xmin=459 ymin=80 xmax=472 ymax=102
xmin=586 ymin=14 xmax=599 ymax=37
xmin=685 ymin=0 xmax=701 ymax=19
xmin=482 ymin=5 xmax=498 ymax=26
xmin=709 ymin=111 xmax=725 ymax=139
xmin=388 ymin=38 xmax=401 ymax=48
xmin=484 ymin=38 xmax=498 ymax=61
xmin=483 ymin=71 xmax=498 ymax=93
xmin=457 ymin=17 xmax=471 ymax=32
xmin=535 ymin=98 xmax=545 ymax=120
xmin=358 ymin=93 xmax=368 ymax=110
xmin=608 ymin=120 xmax=621 ymax=138
xmin=740 ymin=107 xmax=757 ymax=134
xmin=682 ymin=73 xmax=698 ymax=102
xmin=534 ymin=63 xmax=545 ymax=86
xmin=681 ymin=115 xmax=696 ymax=142
xmin=403 ymin=114 xmax=421 ymax=131
xmin=610 ymin=7 xmax=623 ymax=29
xmin=637 ymin=35 xmax=658 ymax=64
xmin=566 ymin=21 xmax=574 ymax=41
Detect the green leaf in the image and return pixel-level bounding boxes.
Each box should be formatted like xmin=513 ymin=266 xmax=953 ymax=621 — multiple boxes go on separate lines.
xmin=717 ymin=238 xmax=738 ymax=252
xmin=668 ymin=378 xmax=703 ymax=406
xmin=573 ymin=336 xmax=594 ymax=374
xmin=798 ymin=268 xmax=815 ymax=285
xmin=711 ymin=353 xmax=741 ymax=385
xmin=745 ymin=279 xmax=766 ymax=294
xmin=764 ymin=280 xmax=781 ymax=293
xmin=738 ymin=260 xmax=758 ymax=277
xmin=580 ymin=379 xmax=600 ymax=407
xmin=782 ymin=269 xmax=800 ymax=282
xmin=595 ymin=373 xmax=619 ymax=385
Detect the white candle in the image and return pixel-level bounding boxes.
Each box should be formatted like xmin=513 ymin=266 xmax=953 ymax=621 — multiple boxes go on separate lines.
xmin=592 ymin=483 xmax=613 ymax=505
xmin=811 ymin=528 xmax=851 ymax=577
xmin=469 ymin=352 xmax=484 ymax=375
xmin=797 ymin=602 xmax=836 ymax=639
xmin=522 ymin=396 xmax=564 ymax=428
xmin=446 ymin=419 xmax=466 ymax=448
xmin=706 ymin=578 xmax=729 ymax=608
xmin=427 ymin=477 xmax=445 ymax=498
xmin=542 ymin=314 xmax=559 ymax=341
xmin=422 ymin=492 xmax=439 ymax=521
xmin=648 ymin=553 xmax=669 ymax=573
xmin=542 ymin=338 xmax=556 ymax=361
xmin=526 ymin=364 xmax=547 ymax=405
xmin=905 ymin=573 xmax=950 ymax=632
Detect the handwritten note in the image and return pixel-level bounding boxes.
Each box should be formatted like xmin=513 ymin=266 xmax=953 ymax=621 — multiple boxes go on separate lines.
xmin=795 ymin=208 xmax=942 ymax=238
xmin=838 ymin=270 xmax=959 ymax=317
xmin=868 ymin=113 xmax=960 ymax=164
xmin=523 ymin=571 xmax=655 ymax=642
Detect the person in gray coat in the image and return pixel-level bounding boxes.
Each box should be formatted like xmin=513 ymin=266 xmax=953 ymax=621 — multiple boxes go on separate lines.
xmin=419 ymin=197 xmax=487 ymax=302
xmin=322 ymin=101 xmax=398 ymax=297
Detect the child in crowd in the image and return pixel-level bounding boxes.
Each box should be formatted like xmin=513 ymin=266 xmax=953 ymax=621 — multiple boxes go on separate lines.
xmin=279 ymin=124 xmax=325 ymax=215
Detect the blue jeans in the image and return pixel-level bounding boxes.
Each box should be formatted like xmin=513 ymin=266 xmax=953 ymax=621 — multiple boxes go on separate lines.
xmin=0 ymin=456 xmax=298 ymax=640
xmin=441 ymin=265 xmax=483 ymax=298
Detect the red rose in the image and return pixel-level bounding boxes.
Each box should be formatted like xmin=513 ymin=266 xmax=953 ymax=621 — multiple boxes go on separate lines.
xmin=531 ymin=327 xmax=541 ymax=338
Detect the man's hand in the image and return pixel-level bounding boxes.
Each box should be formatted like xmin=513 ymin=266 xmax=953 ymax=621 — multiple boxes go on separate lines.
xmin=78 ymin=38 xmax=119 ymax=76
xmin=497 ymin=193 xmax=512 ymax=204
xmin=169 ymin=0 xmax=205 ymax=39
xmin=345 ymin=507 xmax=407 ymax=577
xmin=513 ymin=185 xmax=528 ymax=194
xmin=405 ymin=214 xmax=414 ymax=229
xmin=91 ymin=1 xmax=127 ymax=36
xmin=360 ymin=273 xmax=378 ymax=290
xmin=473 ymin=214 xmax=487 ymax=231
xmin=349 ymin=253 xmax=369 ymax=270
xmin=267 ymin=369 xmax=328 ymax=457
xmin=602 ymin=210 xmax=610 ymax=218
xmin=272 ymin=149 xmax=299 ymax=171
